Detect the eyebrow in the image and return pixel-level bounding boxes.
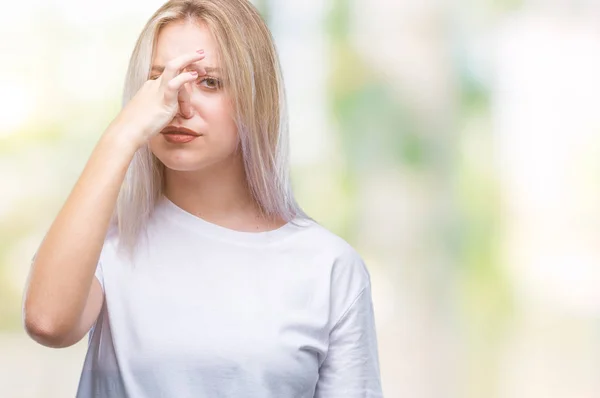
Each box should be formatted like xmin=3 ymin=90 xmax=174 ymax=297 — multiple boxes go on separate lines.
xmin=150 ymin=65 xmax=222 ymax=74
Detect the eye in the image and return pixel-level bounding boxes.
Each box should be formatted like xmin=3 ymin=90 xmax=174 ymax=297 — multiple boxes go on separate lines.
xmin=199 ymin=76 xmax=221 ymax=90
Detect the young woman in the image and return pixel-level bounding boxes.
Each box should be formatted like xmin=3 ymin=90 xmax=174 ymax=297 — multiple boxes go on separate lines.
xmin=23 ymin=0 xmax=383 ymax=396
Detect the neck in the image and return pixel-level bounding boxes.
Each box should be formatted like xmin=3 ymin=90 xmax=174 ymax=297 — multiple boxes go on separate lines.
xmin=163 ymin=152 xmax=260 ymax=222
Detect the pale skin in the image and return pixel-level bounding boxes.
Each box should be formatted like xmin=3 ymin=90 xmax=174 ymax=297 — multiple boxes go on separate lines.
xmin=23 ymin=19 xmax=284 ymax=348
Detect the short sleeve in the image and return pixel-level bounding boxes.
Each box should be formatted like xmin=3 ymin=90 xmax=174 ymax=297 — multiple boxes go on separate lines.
xmin=94 ymin=223 xmax=117 ymax=292
xmin=94 ymin=260 xmax=104 ymax=292
xmin=315 ymin=247 xmax=384 ymax=397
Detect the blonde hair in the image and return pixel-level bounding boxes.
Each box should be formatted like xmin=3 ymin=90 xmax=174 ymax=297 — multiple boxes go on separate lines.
xmin=111 ymin=0 xmax=310 ymax=257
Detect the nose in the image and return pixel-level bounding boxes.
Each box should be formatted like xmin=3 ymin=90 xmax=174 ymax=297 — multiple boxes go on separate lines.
xmin=175 ymin=87 xmax=195 ymax=120
xmin=175 ymin=106 xmax=194 ymax=120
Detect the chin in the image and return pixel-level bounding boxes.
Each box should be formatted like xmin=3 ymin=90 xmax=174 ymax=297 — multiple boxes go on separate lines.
xmin=155 ymin=151 xmax=212 ymax=172
xmin=150 ymin=137 xmax=240 ymax=172
xmin=153 ymin=148 xmax=238 ymax=174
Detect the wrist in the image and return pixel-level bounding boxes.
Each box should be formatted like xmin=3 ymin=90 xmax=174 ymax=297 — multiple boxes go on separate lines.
xmin=101 ymin=122 xmax=145 ymax=155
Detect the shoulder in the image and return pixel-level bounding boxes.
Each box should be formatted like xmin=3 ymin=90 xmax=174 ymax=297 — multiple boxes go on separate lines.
xmin=298 ymin=219 xmax=375 ymax=331
xmin=296 ymin=218 xmax=371 ymax=286
xmin=294 ymin=217 xmax=352 ymax=251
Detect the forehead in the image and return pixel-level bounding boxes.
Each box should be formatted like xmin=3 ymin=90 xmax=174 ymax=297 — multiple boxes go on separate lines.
xmin=153 ymin=20 xmax=218 ymax=65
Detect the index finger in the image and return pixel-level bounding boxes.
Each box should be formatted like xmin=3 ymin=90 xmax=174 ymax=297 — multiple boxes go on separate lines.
xmin=160 ymin=50 xmax=206 ymax=83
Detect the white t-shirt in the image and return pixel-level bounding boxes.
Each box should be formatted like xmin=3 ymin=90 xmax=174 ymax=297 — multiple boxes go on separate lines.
xmin=76 ymin=195 xmax=383 ymax=397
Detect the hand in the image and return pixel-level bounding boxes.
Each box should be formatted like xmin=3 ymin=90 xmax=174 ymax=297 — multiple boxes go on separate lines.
xmin=108 ymin=49 xmax=206 ymax=150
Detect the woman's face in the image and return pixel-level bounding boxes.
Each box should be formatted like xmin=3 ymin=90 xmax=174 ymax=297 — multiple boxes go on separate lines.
xmin=148 ymin=20 xmax=238 ymax=172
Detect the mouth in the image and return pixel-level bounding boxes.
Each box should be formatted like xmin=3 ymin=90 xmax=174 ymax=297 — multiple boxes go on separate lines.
xmin=160 ymin=126 xmax=202 ymax=144
xmin=160 ymin=126 xmax=202 ymax=136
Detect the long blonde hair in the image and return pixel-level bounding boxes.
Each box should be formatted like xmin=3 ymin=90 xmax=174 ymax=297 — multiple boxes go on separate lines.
xmin=112 ymin=0 xmax=310 ymax=257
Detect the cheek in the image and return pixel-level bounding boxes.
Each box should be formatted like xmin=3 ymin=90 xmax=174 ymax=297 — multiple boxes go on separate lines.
xmin=194 ymin=94 xmax=237 ymax=138
xmin=148 ymin=135 xmax=162 ymax=155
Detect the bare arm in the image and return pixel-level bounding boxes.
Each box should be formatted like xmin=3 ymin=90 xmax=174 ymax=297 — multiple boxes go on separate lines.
xmin=23 ymin=127 xmax=138 ymax=348
xmin=22 ymin=49 xmax=207 ymax=348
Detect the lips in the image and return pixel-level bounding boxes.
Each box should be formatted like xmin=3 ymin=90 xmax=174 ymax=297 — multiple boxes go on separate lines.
xmin=161 ymin=126 xmax=202 ymax=136
xmin=160 ymin=126 xmax=202 ymax=144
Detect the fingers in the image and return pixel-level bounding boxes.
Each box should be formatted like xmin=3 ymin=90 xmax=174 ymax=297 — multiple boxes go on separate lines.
xmin=161 ymin=50 xmax=205 ymax=84
xmin=164 ymin=71 xmax=198 ymax=105
xmin=177 ymin=81 xmax=193 ymax=119
xmin=158 ymin=50 xmax=207 ymax=118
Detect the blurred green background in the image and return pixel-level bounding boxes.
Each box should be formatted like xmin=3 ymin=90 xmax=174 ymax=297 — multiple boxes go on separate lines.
xmin=2 ymin=0 xmax=600 ymax=397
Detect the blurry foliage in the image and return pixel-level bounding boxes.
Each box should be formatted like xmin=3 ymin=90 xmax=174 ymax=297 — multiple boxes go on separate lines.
xmin=327 ymin=0 xmax=425 ymax=173
xmin=0 ymin=194 xmax=45 ymax=330
xmin=492 ymin=0 xmax=525 ymax=12
xmin=326 ymin=0 xmax=430 ymax=244
xmin=453 ymin=41 xmax=515 ymax=397
xmin=0 ymin=123 xmax=66 ymax=155
xmin=455 ymin=49 xmax=514 ymax=324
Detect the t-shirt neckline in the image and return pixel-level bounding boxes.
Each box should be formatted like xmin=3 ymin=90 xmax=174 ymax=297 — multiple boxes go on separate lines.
xmin=158 ymin=195 xmax=305 ymax=245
